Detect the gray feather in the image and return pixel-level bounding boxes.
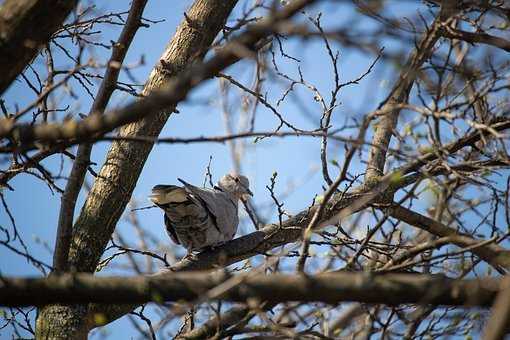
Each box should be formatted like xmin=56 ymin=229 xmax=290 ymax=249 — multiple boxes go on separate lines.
xmin=150 ymin=179 xmax=240 ymax=251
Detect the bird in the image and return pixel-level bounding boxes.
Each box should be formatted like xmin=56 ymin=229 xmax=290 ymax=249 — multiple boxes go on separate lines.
xmin=149 ymin=173 xmax=252 ymax=252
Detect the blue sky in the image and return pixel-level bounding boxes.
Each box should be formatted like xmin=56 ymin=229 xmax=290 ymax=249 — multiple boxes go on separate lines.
xmin=1 ymin=0 xmax=507 ymax=338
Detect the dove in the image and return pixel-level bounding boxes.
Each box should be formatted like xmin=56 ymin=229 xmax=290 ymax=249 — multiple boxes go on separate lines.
xmin=149 ymin=174 xmax=252 ymax=252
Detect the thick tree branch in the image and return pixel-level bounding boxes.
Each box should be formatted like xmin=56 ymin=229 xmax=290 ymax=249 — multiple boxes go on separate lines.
xmin=0 ymin=272 xmax=500 ymax=307
xmin=440 ymin=26 xmax=510 ymax=53
xmin=386 ymin=205 xmax=510 ymax=271
xmin=482 ymin=276 xmax=510 ymax=340
xmin=0 ymin=0 xmax=79 ymax=94
xmin=364 ymin=7 xmax=449 ymax=182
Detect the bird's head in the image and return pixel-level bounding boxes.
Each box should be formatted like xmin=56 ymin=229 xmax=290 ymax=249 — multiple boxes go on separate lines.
xmin=218 ymin=173 xmax=253 ymax=200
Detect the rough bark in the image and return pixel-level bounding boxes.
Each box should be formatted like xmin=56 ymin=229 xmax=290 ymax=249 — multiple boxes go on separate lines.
xmin=35 ymin=0 xmax=238 ymax=338
xmin=0 ymin=0 xmax=79 ymax=94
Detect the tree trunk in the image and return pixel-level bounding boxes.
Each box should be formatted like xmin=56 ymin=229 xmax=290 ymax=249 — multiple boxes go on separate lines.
xmin=35 ymin=0 xmax=238 ymax=338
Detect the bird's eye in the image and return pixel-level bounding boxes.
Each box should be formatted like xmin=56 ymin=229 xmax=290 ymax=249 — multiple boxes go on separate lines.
xmin=234 ymin=177 xmax=239 ymax=182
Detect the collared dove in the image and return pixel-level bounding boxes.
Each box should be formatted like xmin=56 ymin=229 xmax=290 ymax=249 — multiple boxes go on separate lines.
xmin=149 ymin=174 xmax=252 ymax=252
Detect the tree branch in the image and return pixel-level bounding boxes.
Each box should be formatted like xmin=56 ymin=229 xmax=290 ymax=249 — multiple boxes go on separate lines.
xmin=0 ymin=272 xmax=500 ymax=307
xmin=482 ymin=276 xmax=510 ymax=340
xmin=53 ymin=0 xmax=149 ymax=273
xmin=440 ymin=26 xmax=510 ymax=53
xmin=0 ymin=0 xmax=317 ymax=148
xmin=0 ymin=0 xmax=79 ymax=94
xmin=177 ymin=304 xmax=265 ymax=339
xmin=364 ymin=6 xmax=450 ymax=182
xmin=386 ymin=205 xmax=510 ymax=271
xmin=87 ymin=118 xmax=510 ymax=329
xmin=36 ymin=0 xmax=241 ymax=338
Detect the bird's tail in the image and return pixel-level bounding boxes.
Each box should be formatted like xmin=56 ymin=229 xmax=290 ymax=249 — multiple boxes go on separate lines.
xmin=149 ymin=185 xmax=188 ymax=205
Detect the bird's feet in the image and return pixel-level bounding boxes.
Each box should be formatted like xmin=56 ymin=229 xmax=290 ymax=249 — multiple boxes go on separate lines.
xmin=194 ymin=241 xmax=228 ymax=254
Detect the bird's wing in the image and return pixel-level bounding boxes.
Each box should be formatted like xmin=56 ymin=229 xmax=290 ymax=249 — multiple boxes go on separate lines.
xmin=177 ymin=179 xmax=222 ymax=233
xmin=164 ymin=214 xmax=180 ymax=245
xmin=178 ymin=178 xmax=238 ymax=236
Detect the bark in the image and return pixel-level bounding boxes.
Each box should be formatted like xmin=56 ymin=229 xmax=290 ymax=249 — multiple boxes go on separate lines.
xmin=0 ymin=272 xmax=501 ymax=307
xmin=0 ymin=0 xmax=78 ymax=94
xmin=35 ymin=0 xmax=238 ymax=338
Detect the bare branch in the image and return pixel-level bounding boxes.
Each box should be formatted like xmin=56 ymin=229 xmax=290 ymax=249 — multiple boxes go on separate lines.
xmin=53 ymin=0 xmax=149 ymax=273
xmin=0 ymin=272 xmax=500 ymax=307
xmin=0 ymin=0 xmax=318 ymax=148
